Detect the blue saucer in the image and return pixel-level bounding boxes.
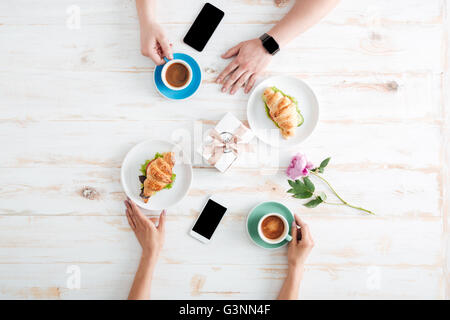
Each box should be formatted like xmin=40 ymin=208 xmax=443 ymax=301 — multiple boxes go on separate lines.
xmin=154 ymin=53 xmax=202 ymax=100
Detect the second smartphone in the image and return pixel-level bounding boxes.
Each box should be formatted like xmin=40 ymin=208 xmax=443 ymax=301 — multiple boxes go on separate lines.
xmin=183 ymin=3 xmax=225 ymax=52
xmin=190 ymin=196 xmax=227 ymax=243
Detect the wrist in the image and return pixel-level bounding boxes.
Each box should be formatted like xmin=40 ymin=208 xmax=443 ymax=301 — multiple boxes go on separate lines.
xmin=141 ymin=250 xmax=158 ymax=265
xmin=288 ymin=262 xmax=305 ymax=274
xmin=136 ymin=0 xmax=157 ymax=23
xmin=266 ymin=31 xmax=281 ymax=45
xmin=254 ymin=39 xmax=271 ymax=57
xmin=140 ymin=18 xmax=157 ymax=28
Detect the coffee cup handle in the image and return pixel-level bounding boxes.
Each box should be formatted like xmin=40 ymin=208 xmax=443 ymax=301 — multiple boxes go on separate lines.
xmin=163 ymin=57 xmax=170 ymax=63
xmin=285 ymin=234 xmax=293 ymax=242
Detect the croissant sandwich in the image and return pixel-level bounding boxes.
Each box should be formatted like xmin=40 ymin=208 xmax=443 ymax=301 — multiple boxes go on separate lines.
xmin=139 ymin=152 xmax=176 ymax=203
xmin=262 ymin=87 xmax=304 ymax=139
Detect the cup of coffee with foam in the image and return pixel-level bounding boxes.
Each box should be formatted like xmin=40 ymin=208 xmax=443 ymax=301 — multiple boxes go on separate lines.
xmin=161 ymin=59 xmax=192 ymax=91
xmin=257 ymin=213 xmax=292 ymax=244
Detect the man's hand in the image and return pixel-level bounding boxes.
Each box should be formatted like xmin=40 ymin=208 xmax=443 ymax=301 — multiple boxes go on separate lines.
xmin=216 ymin=38 xmax=272 ymax=94
xmin=125 ymin=198 xmax=166 ymax=259
xmin=139 ymin=21 xmax=173 ymax=65
xmin=287 ymin=214 xmax=314 ymax=271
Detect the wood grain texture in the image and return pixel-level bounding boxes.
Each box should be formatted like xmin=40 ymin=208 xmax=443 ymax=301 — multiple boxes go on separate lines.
xmin=0 ymin=0 xmax=448 ymax=299
xmin=442 ymin=0 xmax=450 ymax=300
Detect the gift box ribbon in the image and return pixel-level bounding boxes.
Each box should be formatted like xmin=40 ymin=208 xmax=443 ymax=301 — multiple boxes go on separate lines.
xmin=203 ymin=125 xmax=253 ymax=166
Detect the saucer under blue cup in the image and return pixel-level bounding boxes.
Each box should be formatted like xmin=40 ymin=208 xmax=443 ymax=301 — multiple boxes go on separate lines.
xmin=154 ymin=53 xmax=202 ymax=100
xmin=246 ymin=201 xmax=294 ymax=249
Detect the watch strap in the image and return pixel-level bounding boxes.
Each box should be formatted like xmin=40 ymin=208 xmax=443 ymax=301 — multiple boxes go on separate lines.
xmin=259 ymin=33 xmax=271 ymax=42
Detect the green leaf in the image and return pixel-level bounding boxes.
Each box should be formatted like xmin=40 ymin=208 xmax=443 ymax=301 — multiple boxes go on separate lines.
xmin=293 ymin=191 xmax=313 ymax=199
xmin=140 ymin=159 xmax=152 ymax=175
xmin=287 ymin=179 xmax=313 ymax=198
xmin=304 ymin=197 xmax=323 ymax=208
xmin=303 ymin=176 xmax=315 ymax=193
xmin=320 ymin=157 xmax=331 ymax=168
xmin=164 ymin=173 xmax=176 ymax=189
xmin=318 ymin=157 xmax=331 ymax=173
xmin=140 ymin=153 xmax=165 ymax=175
xmin=288 ymin=179 xmax=306 ymax=192
xmin=317 ymin=191 xmax=327 ymax=201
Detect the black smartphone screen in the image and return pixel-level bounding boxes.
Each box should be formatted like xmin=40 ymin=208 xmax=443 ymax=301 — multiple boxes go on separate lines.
xmin=192 ymin=199 xmax=227 ymax=239
xmin=183 ymin=3 xmax=224 ymax=52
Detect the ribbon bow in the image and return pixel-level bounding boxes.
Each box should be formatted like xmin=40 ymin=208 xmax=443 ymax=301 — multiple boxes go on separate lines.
xmin=203 ymin=125 xmax=252 ymax=166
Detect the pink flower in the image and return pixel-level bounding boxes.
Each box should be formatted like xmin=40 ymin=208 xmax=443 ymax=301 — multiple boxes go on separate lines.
xmin=286 ymin=153 xmax=314 ymax=179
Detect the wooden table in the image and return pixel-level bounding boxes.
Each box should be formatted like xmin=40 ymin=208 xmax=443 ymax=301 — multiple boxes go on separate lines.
xmin=0 ymin=0 xmax=448 ymax=299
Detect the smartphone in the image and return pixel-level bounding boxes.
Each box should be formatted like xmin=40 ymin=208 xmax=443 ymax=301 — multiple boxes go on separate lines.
xmin=190 ymin=196 xmax=228 ymax=243
xmin=183 ymin=3 xmax=225 ymax=52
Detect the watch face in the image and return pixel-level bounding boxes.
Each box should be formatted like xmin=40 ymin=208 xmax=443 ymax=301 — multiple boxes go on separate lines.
xmin=264 ymin=37 xmax=279 ymax=54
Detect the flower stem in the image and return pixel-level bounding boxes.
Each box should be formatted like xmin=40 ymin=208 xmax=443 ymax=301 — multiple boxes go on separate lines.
xmin=311 ymin=171 xmax=375 ymax=215
xmin=323 ymin=201 xmax=345 ymax=206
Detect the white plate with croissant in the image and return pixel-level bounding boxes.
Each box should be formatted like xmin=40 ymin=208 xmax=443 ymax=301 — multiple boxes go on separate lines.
xmin=247 ymin=75 xmax=319 ymax=148
xmin=121 ymin=139 xmax=193 ymax=211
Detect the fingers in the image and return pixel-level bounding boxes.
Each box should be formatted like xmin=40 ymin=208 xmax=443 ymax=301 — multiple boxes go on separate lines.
xmin=147 ymin=49 xmax=165 ymax=65
xmin=148 ymin=210 xmax=165 ymax=231
xmin=222 ymin=67 xmax=246 ymax=93
xmin=158 ymin=209 xmax=166 ymax=233
xmin=124 ymin=200 xmax=137 ymax=229
xmin=124 ymin=200 xmax=140 ymax=228
xmin=141 ymin=39 xmax=165 ymax=65
xmin=149 ymin=217 xmax=158 ymax=224
xmin=244 ymin=74 xmax=257 ymax=94
xmin=216 ymin=60 xmax=239 ymax=84
xmin=126 ymin=208 xmax=136 ymax=230
xmin=159 ymin=37 xmax=173 ymax=60
xmin=230 ymin=71 xmax=250 ymax=95
xmin=221 ymin=43 xmax=241 ymax=59
xmin=127 ymin=198 xmax=147 ymax=227
xmin=294 ymin=213 xmax=305 ymax=228
xmin=124 ymin=200 xmax=132 ymax=216
xmin=295 ymin=214 xmax=313 ymax=242
xmin=291 ymin=220 xmax=298 ymax=243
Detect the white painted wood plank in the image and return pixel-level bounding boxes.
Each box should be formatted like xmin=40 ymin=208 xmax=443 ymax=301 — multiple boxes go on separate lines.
xmin=0 ymin=120 xmax=441 ymax=170
xmin=0 ymin=216 xmax=442 ymax=267
xmin=0 ymin=0 xmax=442 ymax=25
xmin=0 ymin=263 xmax=442 ymax=299
xmin=442 ymin=0 xmax=450 ymax=300
xmin=0 ymin=72 xmax=442 ymax=122
xmin=0 ymin=167 xmax=441 ymax=217
xmin=299 ymin=265 xmax=443 ymax=300
xmin=0 ymin=23 xmax=443 ymax=73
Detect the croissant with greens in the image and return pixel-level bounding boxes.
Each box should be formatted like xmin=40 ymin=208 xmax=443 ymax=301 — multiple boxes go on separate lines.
xmin=262 ymin=87 xmax=303 ymax=139
xmin=139 ymin=152 xmax=176 ymax=203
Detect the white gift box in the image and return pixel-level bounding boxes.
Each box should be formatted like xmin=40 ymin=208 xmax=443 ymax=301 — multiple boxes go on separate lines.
xmin=198 ymin=112 xmax=255 ymax=172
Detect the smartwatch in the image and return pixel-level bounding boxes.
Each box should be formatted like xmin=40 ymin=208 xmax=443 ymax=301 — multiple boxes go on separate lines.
xmin=259 ymin=33 xmax=280 ymax=55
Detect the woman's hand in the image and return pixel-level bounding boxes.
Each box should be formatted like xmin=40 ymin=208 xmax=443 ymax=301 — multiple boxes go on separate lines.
xmin=139 ymin=21 xmax=173 ymax=65
xmin=216 ymin=38 xmax=272 ymax=94
xmin=277 ymin=214 xmax=314 ymax=300
xmin=124 ymin=198 xmax=166 ymax=259
xmin=287 ymin=214 xmax=314 ymax=271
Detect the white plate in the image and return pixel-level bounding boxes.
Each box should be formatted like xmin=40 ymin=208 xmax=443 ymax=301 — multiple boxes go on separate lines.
xmin=247 ymin=75 xmax=319 ymax=148
xmin=120 ymin=139 xmax=193 ymax=211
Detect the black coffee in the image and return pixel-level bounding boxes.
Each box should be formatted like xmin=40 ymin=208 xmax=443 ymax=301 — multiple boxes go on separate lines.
xmin=166 ymin=63 xmax=189 ymax=87
xmin=261 ymin=215 xmax=284 ymax=239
